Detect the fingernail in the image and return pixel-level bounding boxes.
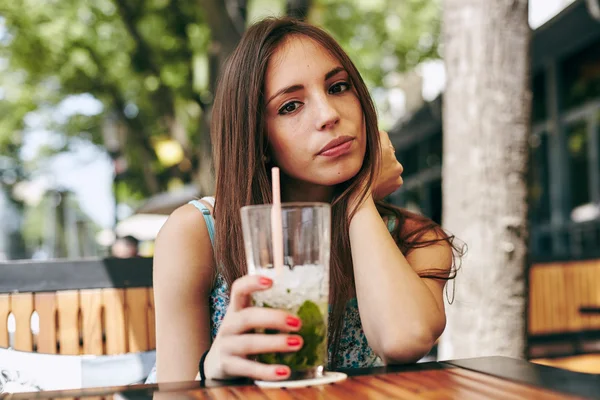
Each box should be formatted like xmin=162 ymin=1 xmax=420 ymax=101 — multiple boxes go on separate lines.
xmin=276 ymin=367 xmax=289 ymax=376
xmin=287 ymin=336 xmax=301 ymax=346
xmin=259 ymin=277 xmax=272 ymax=286
xmin=286 ymin=316 xmax=301 ymax=328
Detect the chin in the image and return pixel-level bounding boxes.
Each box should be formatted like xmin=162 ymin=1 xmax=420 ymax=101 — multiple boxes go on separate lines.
xmin=318 ymin=161 xmax=363 ymax=186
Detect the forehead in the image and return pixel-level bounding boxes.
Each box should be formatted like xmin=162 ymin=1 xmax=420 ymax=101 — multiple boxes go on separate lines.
xmin=265 ymin=35 xmax=341 ymax=89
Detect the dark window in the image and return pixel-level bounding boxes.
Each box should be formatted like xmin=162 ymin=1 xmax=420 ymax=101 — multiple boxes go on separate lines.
xmin=399 ymin=144 xmax=420 ymax=177
xmin=528 ymin=132 xmax=551 ymax=223
xmin=597 ymin=111 xmax=600 ymax=191
xmin=531 ymin=70 xmax=547 ymax=123
xmin=530 ymin=228 xmax=554 ymax=259
xmin=424 ymin=134 xmax=442 ymax=168
xmin=565 ymin=120 xmax=590 ymax=217
xmin=561 ymin=39 xmax=600 ymax=110
xmin=428 ymin=179 xmax=442 ymax=224
xmin=403 ymin=188 xmax=423 ymax=216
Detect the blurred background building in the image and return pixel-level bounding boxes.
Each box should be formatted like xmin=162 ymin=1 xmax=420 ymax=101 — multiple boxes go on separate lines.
xmin=390 ymin=0 xmax=600 ymax=263
xmin=389 ymin=0 xmax=600 ymax=368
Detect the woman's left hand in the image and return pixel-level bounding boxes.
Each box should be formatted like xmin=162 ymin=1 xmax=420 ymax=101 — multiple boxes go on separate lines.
xmin=373 ymin=130 xmax=403 ymax=200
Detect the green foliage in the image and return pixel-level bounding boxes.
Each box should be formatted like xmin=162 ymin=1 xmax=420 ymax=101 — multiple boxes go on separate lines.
xmin=0 ymin=0 xmax=209 ymax=202
xmin=0 ymin=0 xmax=441 ymax=203
xmin=311 ymin=0 xmax=441 ymax=88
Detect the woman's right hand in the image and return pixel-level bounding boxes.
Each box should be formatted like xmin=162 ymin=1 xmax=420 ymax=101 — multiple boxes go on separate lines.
xmin=203 ymin=275 xmax=304 ymax=381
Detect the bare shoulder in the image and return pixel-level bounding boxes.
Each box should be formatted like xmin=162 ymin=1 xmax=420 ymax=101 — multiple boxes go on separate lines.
xmin=153 ymin=202 xmax=216 ymax=297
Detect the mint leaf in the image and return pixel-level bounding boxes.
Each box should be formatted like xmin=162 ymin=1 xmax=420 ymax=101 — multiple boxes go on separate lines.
xmin=292 ymin=300 xmax=327 ymax=370
xmin=257 ymin=300 xmax=327 ymax=371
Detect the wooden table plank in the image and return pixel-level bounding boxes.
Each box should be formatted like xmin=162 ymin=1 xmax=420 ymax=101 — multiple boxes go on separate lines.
xmin=261 ymin=388 xmax=297 ymax=400
xmin=444 ymin=356 xmax=599 ymax=399
xmin=218 ymin=369 xmax=586 ymax=400
xmin=197 ymin=387 xmax=243 ymax=400
xmin=317 ymin=381 xmax=377 ymax=399
xmin=340 ymin=378 xmax=414 ymax=399
xmin=378 ymin=372 xmax=475 ymax=399
xmin=152 ymin=389 xmax=211 ymax=400
xmin=388 ymin=370 xmax=495 ymax=400
xmin=281 ymin=386 xmax=329 ymax=400
xmin=229 ymin=385 xmax=270 ymax=399
xmin=3 ymin=357 xmax=598 ymax=399
xmin=431 ymin=369 xmax=523 ymax=400
xmin=447 ymin=368 xmax=576 ymax=399
xmin=351 ymin=375 xmax=424 ymax=399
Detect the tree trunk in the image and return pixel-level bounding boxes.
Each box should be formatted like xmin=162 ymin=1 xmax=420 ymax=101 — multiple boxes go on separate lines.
xmin=438 ymin=0 xmax=531 ymax=360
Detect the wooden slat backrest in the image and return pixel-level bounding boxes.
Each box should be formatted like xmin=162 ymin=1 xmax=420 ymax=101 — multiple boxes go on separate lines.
xmin=0 ymin=294 xmax=9 ymax=348
xmin=148 ymin=288 xmax=156 ymax=350
xmin=80 ymin=290 xmax=104 ymax=355
xmin=12 ymin=293 xmax=34 ymax=351
xmin=103 ymin=288 xmax=127 ymax=355
xmin=1 ymin=287 xmax=155 ymax=356
xmin=35 ymin=292 xmax=57 ymax=354
xmin=529 ymin=260 xmax=600 ymax=335
xmin=126 ymin=288 xmax=150 ymax=352
xmin=0 ymin=257 xmax=154 ymax=356
xmin=57 ymin=291 xmax=80 ymax=355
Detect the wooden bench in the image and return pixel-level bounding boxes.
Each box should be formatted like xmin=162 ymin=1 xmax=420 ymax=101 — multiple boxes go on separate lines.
xmin=529 ymin=259 xmax=600 ymax=336
xmin=528 ymin=259 xmax=600 ymax=373
xmin=0 ymin=258 xmax=155 ymax=356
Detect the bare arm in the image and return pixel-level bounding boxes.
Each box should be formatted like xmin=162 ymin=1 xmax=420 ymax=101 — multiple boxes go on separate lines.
xmin=153 ymin=203 xmax=215 ymax=383
xmin=350 ymin=195 xmax=452 ymax=364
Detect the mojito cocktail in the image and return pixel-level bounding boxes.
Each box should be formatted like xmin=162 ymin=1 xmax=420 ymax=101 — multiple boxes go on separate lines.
xmin=240 ymin=203 xmax=330 ymax=380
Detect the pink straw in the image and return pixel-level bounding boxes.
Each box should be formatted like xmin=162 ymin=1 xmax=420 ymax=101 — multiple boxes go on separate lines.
xmin=271 ymin=167 xmax=284 ymax=273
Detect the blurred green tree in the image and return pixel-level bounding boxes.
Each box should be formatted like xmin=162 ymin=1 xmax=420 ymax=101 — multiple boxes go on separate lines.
xmin=0 ymin=0 xmax=440 ymax=206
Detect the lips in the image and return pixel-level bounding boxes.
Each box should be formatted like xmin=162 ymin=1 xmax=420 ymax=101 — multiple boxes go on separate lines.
xmin=317 ymin=136 xmax=355 ymax=157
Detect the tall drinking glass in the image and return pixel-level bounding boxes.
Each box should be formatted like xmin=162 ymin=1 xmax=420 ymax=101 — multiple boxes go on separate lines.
xmin=240 ymin=203 xmax=330 ymax=380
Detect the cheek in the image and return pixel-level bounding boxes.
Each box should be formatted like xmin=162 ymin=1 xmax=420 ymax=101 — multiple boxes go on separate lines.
xmin=267 ymin=121 xmax=311 ymax=170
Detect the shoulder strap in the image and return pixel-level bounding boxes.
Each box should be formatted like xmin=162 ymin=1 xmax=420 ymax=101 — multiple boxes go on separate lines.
xmin=188 ymin=200 xmax=215 ymax=248
xmin=386 ymin=216 xmax=398 ymax=233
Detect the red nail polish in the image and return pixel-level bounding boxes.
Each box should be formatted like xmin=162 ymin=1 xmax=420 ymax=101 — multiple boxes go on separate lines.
xmin=287 ymin=337 xmax=301 ymax=346
xmin=286 ymin=316 xmax=301 ymax=327
xmin=276 ymin=367 xmax=289 ymax=376
xmin=259 ymin=277 xmax=272 ymax=286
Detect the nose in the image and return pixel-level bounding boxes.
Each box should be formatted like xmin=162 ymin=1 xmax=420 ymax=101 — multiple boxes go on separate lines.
xmin=314 ymin=94 xmax=340 ymax=131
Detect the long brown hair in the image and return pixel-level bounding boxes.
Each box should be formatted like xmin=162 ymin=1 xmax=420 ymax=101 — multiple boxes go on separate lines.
xmin=212 ymin=17 xmax=461 ymax=367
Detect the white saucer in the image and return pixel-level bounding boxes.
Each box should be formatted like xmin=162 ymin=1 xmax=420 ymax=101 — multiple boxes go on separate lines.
xmin=255 ymin=371 xmax=348 ymax=388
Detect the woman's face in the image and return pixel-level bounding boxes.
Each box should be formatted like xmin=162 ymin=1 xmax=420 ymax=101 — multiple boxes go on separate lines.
xmin=264 ymin=35 xmax=366 ymax=188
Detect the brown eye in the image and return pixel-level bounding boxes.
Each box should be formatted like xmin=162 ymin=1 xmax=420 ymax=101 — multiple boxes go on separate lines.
xmin=279 ymin=101 xmax=302 ymax=115
xmin=329 ymin=82 xmax=350 ymax=94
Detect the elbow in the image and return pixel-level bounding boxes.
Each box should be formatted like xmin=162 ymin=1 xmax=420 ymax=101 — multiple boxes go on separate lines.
xmin=380 ymin=320 xmax=445 ymax=365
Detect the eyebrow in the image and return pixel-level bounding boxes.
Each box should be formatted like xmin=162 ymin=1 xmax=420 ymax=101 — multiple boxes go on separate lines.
xmin=265 ymin=66 xmax=347 ymax=106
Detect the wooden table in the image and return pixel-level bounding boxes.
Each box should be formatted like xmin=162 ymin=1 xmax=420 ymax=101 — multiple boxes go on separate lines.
xmin=2 ymin=356 xmax=599 ymax=399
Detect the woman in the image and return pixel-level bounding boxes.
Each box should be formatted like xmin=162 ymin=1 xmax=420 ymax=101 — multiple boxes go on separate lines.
xmin=149 ymin=17 xmax=460 ymax=383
